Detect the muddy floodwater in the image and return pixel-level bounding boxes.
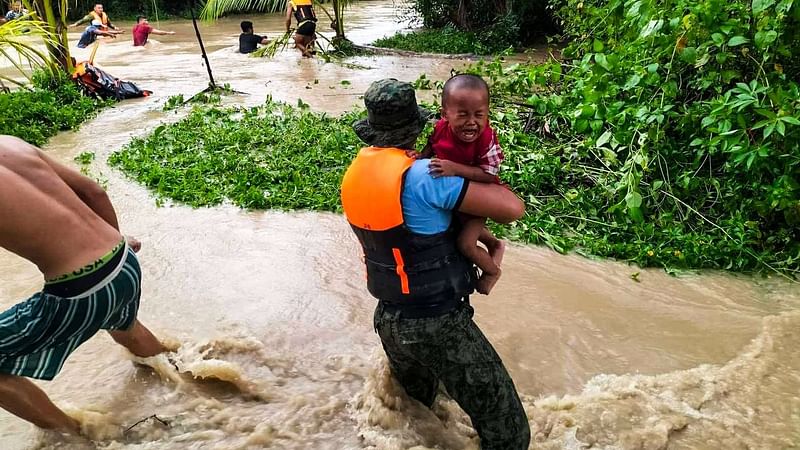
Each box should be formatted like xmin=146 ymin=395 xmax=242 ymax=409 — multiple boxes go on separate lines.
xmin=1 ymin=2 xmax=799 ymax=449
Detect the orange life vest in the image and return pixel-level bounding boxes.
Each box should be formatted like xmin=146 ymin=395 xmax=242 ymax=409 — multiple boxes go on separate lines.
xmin=290 ymin=0 xmax=317 ymax=24
xmin=341 ymin=147 xmax=475 ymax=304
xmin=90 ymin=11 xmax=109 ymax=28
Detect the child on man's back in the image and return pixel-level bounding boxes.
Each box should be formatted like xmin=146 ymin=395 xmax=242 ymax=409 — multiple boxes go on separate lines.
xmin=420 ymin=74 xmax=508 ymax=294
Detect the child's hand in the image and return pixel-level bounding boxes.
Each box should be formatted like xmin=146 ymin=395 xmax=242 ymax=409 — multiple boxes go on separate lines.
xmin=429 ymin=158 xmax=458 ymax=178
xmin=404 ymin=149 xmax=420 ymax=160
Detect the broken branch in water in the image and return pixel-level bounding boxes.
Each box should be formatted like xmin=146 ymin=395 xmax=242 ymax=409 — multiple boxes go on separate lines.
xmin=251 ymin=29 xmax=294 ymax=58
xmin=124 ymin=414 xmax=171 ymax=434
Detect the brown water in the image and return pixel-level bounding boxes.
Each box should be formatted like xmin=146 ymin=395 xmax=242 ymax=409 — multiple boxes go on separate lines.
xmin=2 ymin=2 xmax=800 ymax=448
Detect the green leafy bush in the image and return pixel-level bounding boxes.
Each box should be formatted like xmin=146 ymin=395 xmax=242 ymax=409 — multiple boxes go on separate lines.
xmin=67 ymin=0 xmax=197 ymax=20
xmin=373 ymin=25 xmax=507 ymax=55
xmin=459 ymin=0 xmax=799 ymax=274
xmin=406 ymin=0 xmax=558 ymax=45
xmin=0 ymin=70 xmax=105 ymax=146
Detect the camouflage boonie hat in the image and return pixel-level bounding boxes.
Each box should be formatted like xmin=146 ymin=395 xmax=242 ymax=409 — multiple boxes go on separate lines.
xmin=353 ymin=79 xmax=432 ymax=148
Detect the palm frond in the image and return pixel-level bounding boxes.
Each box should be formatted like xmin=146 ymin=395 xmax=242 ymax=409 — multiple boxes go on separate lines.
xmin=0 ymin=13 xmax=60 ymax=81
xmin=202 ymin=0 xmax=288 ymax=20
xmin=250 ymin=28 xmax=293 ymax=57
xmin=202 ymin=0 xmax=357 ymax=20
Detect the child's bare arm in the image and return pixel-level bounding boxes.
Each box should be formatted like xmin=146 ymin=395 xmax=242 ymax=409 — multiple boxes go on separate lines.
xmin=429 ymin=158 xmax=497 ymax=183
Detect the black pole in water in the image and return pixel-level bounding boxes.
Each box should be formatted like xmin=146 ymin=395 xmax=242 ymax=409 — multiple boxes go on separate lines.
xmin=190 ymin=0 xmax=216 ymax=89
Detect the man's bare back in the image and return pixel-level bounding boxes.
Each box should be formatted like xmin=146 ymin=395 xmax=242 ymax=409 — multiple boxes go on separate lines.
xmin=0 ymin=135 xmax=165 ymax=436
xmin=0 ymin=135 xmax=122 ymax=279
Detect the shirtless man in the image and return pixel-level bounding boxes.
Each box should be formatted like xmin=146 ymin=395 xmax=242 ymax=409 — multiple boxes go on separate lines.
xmin=0 ymin=135 xmax=165 ymax=434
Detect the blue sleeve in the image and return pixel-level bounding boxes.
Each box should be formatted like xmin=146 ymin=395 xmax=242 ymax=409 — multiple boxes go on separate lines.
xmin=402 ymin=160 xmax=468 ymax=235
xmin=408 ymin=160 xmax=466 ymax=210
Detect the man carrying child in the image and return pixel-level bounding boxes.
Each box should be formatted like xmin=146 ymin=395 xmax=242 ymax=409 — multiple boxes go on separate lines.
xmin=341 ymin=78 xmax=530 ymax=449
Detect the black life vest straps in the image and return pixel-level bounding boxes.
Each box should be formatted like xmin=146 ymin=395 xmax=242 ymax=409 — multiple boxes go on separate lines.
xmin=293 ymin=4 xmax=317 ymax=23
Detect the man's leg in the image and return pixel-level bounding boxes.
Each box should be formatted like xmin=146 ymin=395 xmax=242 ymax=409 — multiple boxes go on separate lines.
xmin=108 ymin=320 xmax=165 ymax=358
xmin=438 ymin=306 xmax=530 ymax=450
xmin=0 ymin=374 xmax=79 ymax=434
xmin=380 ymin=341 xmax=437 ymax=406
xmin=293 ymin=34 xmax=309 ymax=56
xmin=374 ymin=308 xmax=438 ymax=406
xmin=305 ymin=35 xmax=316 ymax=55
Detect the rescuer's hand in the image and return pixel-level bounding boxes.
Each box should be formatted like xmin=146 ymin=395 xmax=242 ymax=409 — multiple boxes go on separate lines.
xmin=126 ymin=236 xmax=142 ymax=253
xmin=404 ymin=149 xmax=421 ymax=160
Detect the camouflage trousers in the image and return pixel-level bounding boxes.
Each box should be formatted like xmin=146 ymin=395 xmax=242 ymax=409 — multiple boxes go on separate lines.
xmin=374 ymin=299 xmax=531 ymax=450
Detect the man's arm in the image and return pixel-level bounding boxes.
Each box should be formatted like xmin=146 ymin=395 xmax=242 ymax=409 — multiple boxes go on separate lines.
xmin=36 ymin=150 xmax=120 ymax=230
xmin=70 ymin=14 xmax=92 ymax=27
xmin=419 ymin=141 xmax=435 ymax=159
xmin=151 ymin=28 xmax=176 ymax=36
xmin=95 ymin=29 xmax=117 ymax=37
xmin=285 ymin=4 xmax=293 ymax=31
xmin=260 ymin=36 xmax=269 ymax=44
xmin=458 ymin=182 xmax=524 ymax=224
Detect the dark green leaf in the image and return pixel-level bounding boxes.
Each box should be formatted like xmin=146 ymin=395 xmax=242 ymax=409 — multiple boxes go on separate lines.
xmin=752 ymin=0 xmax=777 ymax=14
xmin=727 ymin=36 xmax=749 ymax=46
xmin=595 ymin=53 xmax=610 ymax=70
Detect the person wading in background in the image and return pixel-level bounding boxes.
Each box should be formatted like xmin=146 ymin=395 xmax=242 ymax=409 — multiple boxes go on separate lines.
xmin=70 ymin=3 xmax=122 ymax=33
xmin=238 ymin=20 xmax=269 ymax=54
xmin=132 ymin=15 xmax=176 ymax=47
xmin=285 ymin=0 xmax=317 ymax=57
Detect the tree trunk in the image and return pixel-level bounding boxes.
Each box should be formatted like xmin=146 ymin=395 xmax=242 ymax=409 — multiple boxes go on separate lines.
xmin=494 ymin=0 xmax=510 ymax=16
xmin=332 ymin=0 xmax=345 ymax=39
xmin=456 ymin=0 xmax=470 ymax=30
xmin=29 ymin=0 xmax=72 ymax=71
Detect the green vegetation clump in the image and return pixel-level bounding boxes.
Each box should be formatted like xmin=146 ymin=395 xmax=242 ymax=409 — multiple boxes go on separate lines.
xmin=406 ymin=0 xmax=557 ymax=46
xmin=110 ymin=100 xmax=364 ymax=210
xmin=373 ymin=25 xmax=508 ymax=55
xmin=467 ymin=0 xmax=798 ymax=275
xmin=0 ymin=70 xmax=105 ymax=146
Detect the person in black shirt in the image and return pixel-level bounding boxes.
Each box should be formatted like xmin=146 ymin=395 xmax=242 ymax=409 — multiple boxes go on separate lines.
xmin=238 ymin=21 xmax=268 ymax=54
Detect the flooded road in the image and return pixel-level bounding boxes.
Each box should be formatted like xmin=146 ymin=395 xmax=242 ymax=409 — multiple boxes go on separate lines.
xmin=1 ymin=1 xmax=799 ymax=448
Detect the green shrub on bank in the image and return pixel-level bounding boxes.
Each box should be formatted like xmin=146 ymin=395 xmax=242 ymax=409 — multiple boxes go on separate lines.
xmin=372 ymin=25 xmax=508 ymax=55
xmin=464 ymin=0 xmax=798 ymax=274
xmin=406 ymin=0 xmax=558 ymax=46
xmin=0 ymin=71 xmax=104 ymax=146
xmin=67 ymin=0 xmax=197 ymax=21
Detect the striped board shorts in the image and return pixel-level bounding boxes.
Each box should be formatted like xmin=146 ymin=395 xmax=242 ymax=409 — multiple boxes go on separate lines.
xmin=0 ymin=243 xmax=141 ymax=380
